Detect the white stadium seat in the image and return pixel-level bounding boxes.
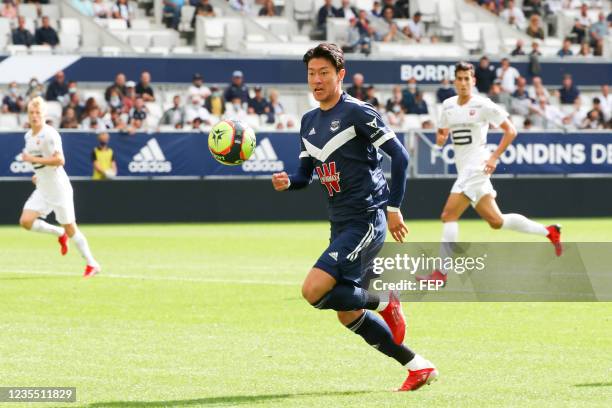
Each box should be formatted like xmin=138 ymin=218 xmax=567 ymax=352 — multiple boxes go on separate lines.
xmin=60 ymin=18 xmax=82 ymax=36
xmin=0 ymin=114 xmax=19 ymax=129
xmin=18 ymin=4 xmax=38 ymax=19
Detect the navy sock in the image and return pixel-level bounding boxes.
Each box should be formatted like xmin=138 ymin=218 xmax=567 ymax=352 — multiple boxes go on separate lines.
xmin=312 ymin=283 xmax=380 ymax=311
xmin=346 ymin=311 xmax=415 ymax=365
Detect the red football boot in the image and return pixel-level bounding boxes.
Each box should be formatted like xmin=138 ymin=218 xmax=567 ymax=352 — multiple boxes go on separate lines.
xmin=83 ymin=264 xmax=101 ymax=278
xmin=378 ymin=291 xmax=406 ymax=345
xmin=546 ymin=225 xmax=562 ymax=256
xmin=415 ymin=269 xmax=447 ymax=287
xmin=58 ymin=233 xmax=69 ymax=256
xmin=398 ymin=366 xmax=439 ymax=392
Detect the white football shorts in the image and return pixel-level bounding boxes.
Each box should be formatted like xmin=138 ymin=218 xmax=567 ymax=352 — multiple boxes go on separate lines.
xmin=451 ymin=168 xmax=497 ymax=207
xmin=24 ymin=189 xmax=75 ymax=225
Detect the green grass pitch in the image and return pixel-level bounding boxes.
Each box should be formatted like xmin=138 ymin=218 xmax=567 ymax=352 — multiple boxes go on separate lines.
xmin=0 ymin=219 xmax=611 ymax=407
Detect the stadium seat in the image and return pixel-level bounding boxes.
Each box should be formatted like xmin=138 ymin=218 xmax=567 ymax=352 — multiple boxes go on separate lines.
xmin=179 ymin=5 xmax=195 ymax=32
xmin=23 ymin=18 xmax=36 ymax=34
xmin=101 ymin=46 xmax=121 ymax=56
xmin=46 ymin=101 xmax=63 ymax=121
xmin=147 ymin=46 xmax=170 ymax=55
xmin=172 ymin=46 xmax=195 ymax=54
xmin=293 ymin=0 xmax=313 ymax=24
xmin=152 ymin=33 xmax=177 ymax=48
xmin=131 ymin=19 xmax=152 ymax=30
xmin=145 ymin=102 xmax=162 ymax=123
xmin=415 ymin=0 xmax=438 ymax=23
xmin=438 ymin=0 xmax=456 ymax=38
xmin=458 ymin=22 xmax=482 ymax=53
xmin=223 ymin=19 xmax=245 ymax=52
xmin=107 ymin=19 xmax=128 ymax=30
xmin=18 ymin=4 xmax=38 ymax=19
xmin=129 ymin=34 xmax=151 ymax=49
xmin=41 ymin=4 xmax=61 ymax=20
xmin=60 ymin=18 xmax=82 ymax=36
xmin=59 ymin=32 xmax=80 ymax=52
xmin=0 ymin=114 xmax=19 ymax=129
xmin=326 ymin=18 xmax=349 ymax=44
xmin=402 ymin=114 xmax=422 ymax=130
xmin=203 ymin=19 xmax=224 ymax=48
xmin=6 ymin=45 xmax=28 ymax=55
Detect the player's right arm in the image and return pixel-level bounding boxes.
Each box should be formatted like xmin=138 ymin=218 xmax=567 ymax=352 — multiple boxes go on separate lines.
xmin=272 ymin=155 xmax=314 ymax=191
xmin=436 ymin=128 xmax=450 ymax=146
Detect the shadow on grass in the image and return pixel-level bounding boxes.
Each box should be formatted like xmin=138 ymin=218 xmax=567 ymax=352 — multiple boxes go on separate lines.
xmin=84 ymin=390 xmax=376 ymax=407
xmin=573 ymin=382 xmax=612 ymax=387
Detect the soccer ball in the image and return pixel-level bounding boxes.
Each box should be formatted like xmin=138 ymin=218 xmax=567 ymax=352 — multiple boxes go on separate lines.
xmin=208 ymin=120 xmax=257 ymax=166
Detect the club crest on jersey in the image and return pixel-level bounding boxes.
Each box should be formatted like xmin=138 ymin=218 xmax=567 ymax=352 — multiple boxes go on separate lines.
xmin=469 ymin=109 xmax=476 ymax=116
xmin=330 ymin=120 xmax=340 ymax=132
xmin=315 ymin=161 xmax=341 ymax=196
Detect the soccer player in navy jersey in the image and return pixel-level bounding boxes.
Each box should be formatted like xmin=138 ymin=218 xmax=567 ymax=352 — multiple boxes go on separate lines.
xmin=271 ymin=43 xmax=437 ymax=391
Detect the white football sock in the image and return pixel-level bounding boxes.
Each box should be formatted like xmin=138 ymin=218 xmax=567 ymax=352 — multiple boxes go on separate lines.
xmin=405 ymin=354 xmax=430 ymax=371
xmin=501 ymin=213 xmax=548 ymax=236
xmin=438 ymin=222 xmax=459 ymax=275
xmin=71 ymin=230 xmax=97 ymax=266
xmin=31 ymin=219 xmax=64 ymax=237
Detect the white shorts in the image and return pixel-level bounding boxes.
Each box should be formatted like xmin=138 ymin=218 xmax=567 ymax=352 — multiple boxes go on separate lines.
xmin=451 ymin=169 xmax=497 ymax=207
xmin=24 ymin=189 xmax=75 ymax=225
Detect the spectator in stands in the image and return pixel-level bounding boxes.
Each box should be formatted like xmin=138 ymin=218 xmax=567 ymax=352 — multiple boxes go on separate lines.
xmin=81 ymin=107 xmax=109 ymax=131
xmin=562 ymin=97 xmax=588 ymax=128
xmin=12 ymin=16 xmax=34 ymax=47
xmin=570 ymin=18 xmax=587 ymax=44
xmin=27 ymin=78 xmax=44 ymax=100
xmin=224 ymin=96 xmax=248 ymax=122
xmin=92 ymin=132 xmax=117 ymax=180
xmin=510 ymin=39 xmax=526 ymax=56
xmin=229 ymin=0 xmax=253 ymax=14
xmin=557 ymin=38 xmax=573 ymax=57
xmin=224 ymin=70 xmax=249 ymax=104
xmin=364 ymin=85 xmax=380 ymax=109
xmin=112 ymin=0 xmax=134 ymax=27
xmin=316 ymin=0 xmax=340 ymax=35
xmin=522 ymin=0 xmax=544 ymax=18
xmin=511 ymin=76 xmax=533 ymax=116
xmin=380 ymin=6 xmax=394 ymax=26
xmin=45 ymin=71 xmax=68 ymax=102
xmin=268 ymin=88 xmax=283 ymax=117
xmin=581 ymin=109 xmax=604 ymax=129
xmin=382 ymin=0 xmax=406 ymax=18
xmin=526 ymin=14 xmax=544 ymax=39
xmin=355 ymin=9 xmax=376 ymax=54
xmin=558 ymin=74 xmax=580 ymax=104
xmin=160 ymin=95 xmax=185 ymax=129
xmin=258 ymin=0 xmax=277 ymax=16
xmin=401 ymin=78 xmax=419 ymax=112
xmin=105 ymin=88 xmax=122 ymax=112
xmin=337 ymin=0 xmax=358 ymax=21
xmin=527 ymin=75 xmax=549 ymax=101
xmin=343 ymin=17 xmax=369 ymax=54
xmin=488 ymin=82 xmax=512 ymax=112
xmin=1 ymin=0 xmax=17 ymax=19
xmin=347 ymin=73 xmax=366 ymax=101
xmin=72 ymin=0 xmax=94 ymax=17
xmin=523 ymin=117 xmax=533 ymax=130
xmin=193 ymin=0 xmax=214 ymax=17
xmin=35 ymin=16 xmax=60 ymax=47
xmin=381 ymin=22 xmax=400 ymax=42
xmin=60 ymin=107 xmax=79 ymax=129
xmin=127 ymin=117 xmax=144 ymax=134
xmin=577 ymin=42 xmax=592 ymax=57
xmin=163 ymin=0 xmax=183 ymax=29
xmin=190 ymin=117 xmax=205 ymax=131
xmin=135 ymin=71 xmax=155 ymax=102
xmin=403 ymin=12 xmax=425 ymax=42
xmin=2 ymin=82 xmax=24 ymax=113
xmin=65 ymin=92 xmax=84 ymax=120
xmin=385 ymin=85 xmax=405 ymax=127
xmin=529 ymin=40 xmax=542 ymax=56
xmin=436 ymin=78 xmax=456 ymax=103
xmin=248 ymin=86 xmax=271 ymax=117
xmin=589 ymin=12 xmax=608 ymax=50
xmin=188 ymin=73 xmax=211 ymax=100
xmin=129 ymin=96 xmax=148 ymax=124
xmin=596 ymin=84 xmax=611 ymax=122
xmin=496 ymin=58 xmax=520 ymax=94
xmin=105 ymin=73 xmax=126 ymax=102
xmin=205 ymin=86 xmax=225 ymax=117
xmin=531 ymin=96 xmax=564 ymax=129
xmin=587 ymin=97 xmax=605 ymax=123
xmin=501 ymin=0 xmax=526 ymax=30
xmin=93 ymin=0 xmax=110 ymax=18
xmin=185 ymin=95 xmax=211 ymax=125
xmin=409 ymin=91 xmax=428 ymax=114
xmin=370 ymin=1 xmax=382 ymax=18
xmin=104 ymin=108 xmax=126 ymax=131
xmin=475 ymin=56 xmax=496 ymax=94
xmin=122 ymin=80 xmax=137 ymax=112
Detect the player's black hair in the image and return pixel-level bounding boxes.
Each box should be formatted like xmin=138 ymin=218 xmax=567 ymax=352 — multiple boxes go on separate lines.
xmin=303 ymin=43 xmax=345 ymax=72
xmin=455 ymin=61 xmax=475 ymax=77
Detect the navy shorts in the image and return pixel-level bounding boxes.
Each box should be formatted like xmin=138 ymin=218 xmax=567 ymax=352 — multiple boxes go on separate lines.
xmin=314 ymin=209 xmax=387 ymax=288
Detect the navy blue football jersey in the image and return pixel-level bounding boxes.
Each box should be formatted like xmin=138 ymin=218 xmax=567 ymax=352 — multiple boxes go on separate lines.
xmin=298 ymin=92 xmax=396 ymax=222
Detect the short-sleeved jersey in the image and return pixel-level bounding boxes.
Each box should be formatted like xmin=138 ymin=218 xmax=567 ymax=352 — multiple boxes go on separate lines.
xmin=24 ymin=124 xmax=71 ymax=200
xmin=299 ymin=92 xmax=396 ymax=222
xmin=439 ymin=95 xmax=508 ymax=174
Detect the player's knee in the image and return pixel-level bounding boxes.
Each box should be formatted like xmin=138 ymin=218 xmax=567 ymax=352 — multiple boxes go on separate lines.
xmin=337 ymin=310 xmax=363 ymax=326
xmin=301 ymin=282 xmax=328 ymax=306
xmin=63 ymin=224 xmax=76 ymax=237
xmin=19 ymin=216 xmax=33 ymax=230
xmin=440 ymin=211 xmax=457 ymax=223
xmin=488 ymin=217 xmax=503 ymax=229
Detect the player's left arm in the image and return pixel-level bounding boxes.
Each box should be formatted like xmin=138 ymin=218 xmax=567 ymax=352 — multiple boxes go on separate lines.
xmin=357 ymin=105 xmax=409 ymax=242
xmin=485 ymin=118 xmax=517 ymax=175
xmin=22 ymin=150 xmax=65 ymax=166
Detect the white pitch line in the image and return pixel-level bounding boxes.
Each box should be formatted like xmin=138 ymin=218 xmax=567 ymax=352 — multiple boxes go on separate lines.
xmin=0 ymin=269 xmax=300 ymax=286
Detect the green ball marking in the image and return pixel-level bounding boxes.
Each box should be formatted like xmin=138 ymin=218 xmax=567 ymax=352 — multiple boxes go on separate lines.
xmin=240 ymin=128 xmax=257 ymax=161
xmin=208 ymin=121 xmax=234 ymax=155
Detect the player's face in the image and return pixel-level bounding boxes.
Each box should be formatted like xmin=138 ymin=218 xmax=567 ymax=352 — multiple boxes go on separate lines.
xmin=28 ymin=105 xmax=43 ymax=128
xmin=454 ymin=70 xmax=474 ymax=98
xmin=307 ymin=58 xmax=345 ymax=104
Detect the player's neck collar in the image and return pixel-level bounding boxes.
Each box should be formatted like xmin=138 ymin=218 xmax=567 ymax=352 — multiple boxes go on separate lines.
xmin=457 ymin=95 xmax=473 ymax=106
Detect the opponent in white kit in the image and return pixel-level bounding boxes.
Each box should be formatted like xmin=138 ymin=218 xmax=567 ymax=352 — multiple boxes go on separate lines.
xmin=18 ymin=97 xmax=101 ymax=278
xmin=417 ymin=62 xmax=562 ymax=285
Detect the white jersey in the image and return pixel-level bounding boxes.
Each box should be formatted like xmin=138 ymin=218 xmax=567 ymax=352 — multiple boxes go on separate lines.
xmin=24 ymin=125 xmax=72 ymax=204
xmin=439 ymin=95 xmax=508 ymax=175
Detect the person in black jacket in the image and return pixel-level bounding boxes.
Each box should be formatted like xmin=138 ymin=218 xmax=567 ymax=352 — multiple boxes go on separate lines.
xmin=12 ymin=16 xmax=34 ymax=47
xmin=45 ymin=71 xmax=68 ymax=102
xmin=35 ymin=16 xmax=59 ymax=47
xmin=475 ymin=56 xmax=496 ymax=94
